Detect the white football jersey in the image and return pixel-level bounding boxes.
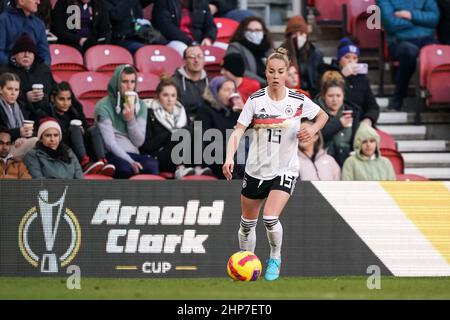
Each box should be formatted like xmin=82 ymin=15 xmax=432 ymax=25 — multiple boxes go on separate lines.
xmin=237 ymin=87 xmax=320 ymax=180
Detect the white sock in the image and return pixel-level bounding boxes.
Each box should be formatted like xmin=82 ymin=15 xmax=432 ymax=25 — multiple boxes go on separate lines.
xmin=263 ymin=216 xmax=282 ymax=259
xmin=238 ymin=216 xmax=257 ymax=253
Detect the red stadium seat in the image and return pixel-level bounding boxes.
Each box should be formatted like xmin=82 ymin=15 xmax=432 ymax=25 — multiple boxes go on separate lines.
xmin=129 ymin=174 xmax=166 ymax=180
xmin=85 ymin=44 xmax=134 ymax=75
xmin=376 ymin=129 xmax=397 ymax=150
xmin=214 ymin=18 xmax=239 ymax=43
xmin=380 ymin=148 xmax=404 ymax=175
xmin=396 ymin=174 xmax=429 ymax=181
xmin=69 ymin=72 xmax=110 ymax=121
xmin=419 ymin=45 xmax=450 ymax=107
xmin=315 ymin=0 xmax=346 ymax=23
xmin=159 ymin=171 xmax=174 ymax=179
xmin=346 ymin=0 xmax=380 ymax=50
xmin=50 ymin=0 xmax=58 ymax=8
xmin=49 ymin=44 xmax=87 ymax=83
xmin=84 ymin=174 xmax=114 ymax=180
xmin=136 ymin=72 xmax=160 ymax=99
xmin=134 ymin=45 xmax=183 ymax=76
xmin=142 ymin=3 xmax=153 ymax=21
xmin=201 ymin=46 xmax=226 ymax=78
xmin=181 ymin=175 xmax=218 ymax=181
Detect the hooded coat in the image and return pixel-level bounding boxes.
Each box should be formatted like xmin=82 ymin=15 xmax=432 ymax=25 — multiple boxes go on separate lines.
xmin=342 ymin=124 xmax=396 ymax=181
xmin=94 ymin=65 xmax=147 ymax=164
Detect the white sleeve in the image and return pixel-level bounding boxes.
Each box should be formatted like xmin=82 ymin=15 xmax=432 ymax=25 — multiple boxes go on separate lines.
xmin=237 ymin=98 xmax=255 ymax=127
xmin=301 ymin=95 xmax=321 ymax=120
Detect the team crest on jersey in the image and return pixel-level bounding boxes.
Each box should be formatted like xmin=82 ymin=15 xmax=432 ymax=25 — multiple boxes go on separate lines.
xmin=285 ymin=106 xmax=294 ymax=116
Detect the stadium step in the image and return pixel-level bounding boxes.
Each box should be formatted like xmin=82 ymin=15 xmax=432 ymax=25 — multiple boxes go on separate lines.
xmin=378 ymin=112 xmax=408 ymax=124
xmin=376 ymin=125 xmax=427 ymax=140
xmin=397 ymin=140 xmax=450 ymax=153
xmin=404 ymin=167 xmax=450 ymax=180
xmin=402 ymin=153 xmax=450 ymax=168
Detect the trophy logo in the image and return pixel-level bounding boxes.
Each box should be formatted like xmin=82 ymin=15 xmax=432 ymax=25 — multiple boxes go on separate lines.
xmin=19 ymin=187 xmax=81 ymax=273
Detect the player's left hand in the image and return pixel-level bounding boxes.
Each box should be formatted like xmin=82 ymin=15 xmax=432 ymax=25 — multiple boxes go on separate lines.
xmin=297 ymin=126 xmax=316 ymax=142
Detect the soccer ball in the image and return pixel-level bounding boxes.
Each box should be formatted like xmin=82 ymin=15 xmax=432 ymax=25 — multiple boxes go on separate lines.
xmin=227 ymin=251 xmax=262 ymax=281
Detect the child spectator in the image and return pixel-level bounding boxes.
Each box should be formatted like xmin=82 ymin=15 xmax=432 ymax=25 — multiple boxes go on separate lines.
xmin=342 ymin=123 xmax=396 ymax=181
xmin=297 ymin=120 xmax=341 ymax=181
xmin=24 ymin=117 xmax=84 ymax=179
xmin=0 ymin=126 xmax=32 ymax=179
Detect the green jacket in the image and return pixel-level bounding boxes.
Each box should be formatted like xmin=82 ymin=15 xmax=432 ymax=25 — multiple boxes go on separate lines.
xmin=342 ymin=124 xmax=396 ymax=181
xmin=24 ymin=147 xmax=84 ymax=179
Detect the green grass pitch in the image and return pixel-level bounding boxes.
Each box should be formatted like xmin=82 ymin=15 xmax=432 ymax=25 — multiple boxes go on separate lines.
xmin=1 ymin=276 xmax=450 ymax=299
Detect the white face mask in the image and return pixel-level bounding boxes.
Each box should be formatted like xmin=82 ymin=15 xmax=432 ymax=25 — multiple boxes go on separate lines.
xmin=296 ymin=34 xmax=307 ymax=49
xmin=244 ymin=31 xmax=264 ymax=45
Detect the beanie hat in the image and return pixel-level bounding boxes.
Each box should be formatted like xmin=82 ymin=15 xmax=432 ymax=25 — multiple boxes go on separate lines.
xmin=222 ymin=53 xmax=245 ymax=77
xmin=285 ymin=16 xmax=309 ymax=37
xmin=11 ymin=32 xmax=37 ymax=56
xmin=37 ymin=117 xmax=62 ymax=142
xmin=336 ymin=37 xmax=360 ymax=61
xmin=209 ymin=76 xmax=229 ymax=102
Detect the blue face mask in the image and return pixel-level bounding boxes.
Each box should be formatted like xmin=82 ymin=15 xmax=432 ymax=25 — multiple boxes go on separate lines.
xmin=244 ymin=31 xmax=264 ymax=45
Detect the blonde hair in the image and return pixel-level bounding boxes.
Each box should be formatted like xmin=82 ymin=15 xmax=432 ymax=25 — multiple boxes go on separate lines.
xmin=267 ymin=47 xmax=290 ymax=67
xmin=320 ymin=71 xmax=346 ymax=97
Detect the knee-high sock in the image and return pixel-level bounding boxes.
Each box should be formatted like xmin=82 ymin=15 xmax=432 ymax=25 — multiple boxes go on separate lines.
xmin=263 ymin=216 xmax=283 ymax=259
xmin=238 ymin=216 xmax=257 ymax=253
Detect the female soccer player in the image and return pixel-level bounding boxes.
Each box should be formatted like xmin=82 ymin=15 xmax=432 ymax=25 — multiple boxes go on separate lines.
xmin=222 ymin=48 xmax=329 ymax=280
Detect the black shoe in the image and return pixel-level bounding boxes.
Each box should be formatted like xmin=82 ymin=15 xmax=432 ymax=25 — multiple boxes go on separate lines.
xmin=387 ymin=96 xmax=403 ymax=111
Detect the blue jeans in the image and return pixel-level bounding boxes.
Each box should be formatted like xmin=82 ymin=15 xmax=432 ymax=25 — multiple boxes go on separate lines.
xmin=106 ymin=153 xmax=159 ymax=179
xmin=223 ymin=9 xmax=254 ymax=22
xmin=389 ymin=35 xmax=436 ymax=99
xmin=112 ymin=39 xmax=146 ymax=54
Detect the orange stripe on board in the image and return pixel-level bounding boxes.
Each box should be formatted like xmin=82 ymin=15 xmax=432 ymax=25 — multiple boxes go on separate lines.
xmin=381 ymin=182 xmax=450 ymax=264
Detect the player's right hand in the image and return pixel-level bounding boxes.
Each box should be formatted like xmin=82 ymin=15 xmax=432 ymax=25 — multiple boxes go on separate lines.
xmin=222 ymin=160 xmax=234 ymax=181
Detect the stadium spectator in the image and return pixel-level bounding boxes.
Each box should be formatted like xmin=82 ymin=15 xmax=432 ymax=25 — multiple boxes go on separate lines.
xmin=0 ymin=126 xmax=32 ymax=179
xmin=437 ymin=0 xmax=450 ymax=44
xmin=226 ymin=16 xmax=274 ymax=86
xmin=316 ymin=72 xmax=361 ymax=167
xmin=51 ymin=0 xmax=112 ymax=53
xmin=172 ymin=45 xmax=209 ymax=119
xmin=152 ymin=0 xmax=219 ymax=57
xmin=94 ymin=64 xmax=159 ymax=178
xmin=0 ymin=0 xmax=51 ymax=65
xmin=45 ymin=82 xmax=115 ymax=176
xmin=285 ymin=64 xmax=311 ymax=98
xmin=281 ymin=15 xmax=324 ymax=98
xmin=0 ymin=32 xmax=54 ymax=122
xmin=106 ymin=0 xmax=156 ymax=54
xmin=140 ymin=76 xmax=212 ymax=178
xmin=297 ymin=120 xmax=341 ymax=181
xmin=208 ymin=0 xmax=253 ymax=22
xmin=24 ymin=117 xmax=84 ymax=179
xmin=342 ymin=123 xmax=396 ymax=181
xmin=318 ymin=38 xmax=379 ymax=126
xmin=196 ymin=76 xmax=244 ymax=179
xmin=378 ymin=0 xmax=440 ymax=111
xmin=220 ymin=53 xmax=260 ymax=103
xmin=0 ymin=72 xmax=38 ymax=160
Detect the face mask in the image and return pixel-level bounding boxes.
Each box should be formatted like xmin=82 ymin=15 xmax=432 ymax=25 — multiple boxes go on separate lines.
xmin=245 ymin=31 xmax=264 ymax=45
xmin=296 ymin=34 xmax=307 ymax=49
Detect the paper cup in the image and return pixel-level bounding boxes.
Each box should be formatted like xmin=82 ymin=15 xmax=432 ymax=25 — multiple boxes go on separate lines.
xmin=70 ymin=119 xmax=83 ymax=127
xmin=125 ymin=91 xmax=136 ymax=106
xmin=32 ymin=84 xmax=44 ymax=92
xmin=23 ymin=120 xmax=34 ymax=129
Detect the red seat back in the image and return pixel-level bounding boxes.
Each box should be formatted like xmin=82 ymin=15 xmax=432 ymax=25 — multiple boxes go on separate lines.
xmin=380 ymin=148 xmax=404 ymax=174
xmin=49 ymin=44 xmax=86 ymax=82
xmin=201 ymin=46 xmax=226 ymax=79
xmin=129 ymin=174 xmax=166 ymax=180
xmin=419 ymin=45 xmax=450 ymax=88
xmin=136 ymin=72 xmax=160 ymax=99
xmin=181 ymin=175 xmax=218 ymax=181
xmin=376 ymin=129 xmax=397 ymax=150
xmin=69 ymin=72 xmax=110 ymax=120
xmin=85 ymin=44 xmax=134 ymax=75
xmin=396 ymin=174 xmax=429 ymax=181
xmin=134 ymin=45 xmax=183 ymax=76
xmin=315 ymin=0 xmax=346 ymax=22
xmin=84 ymin=174 xmax=114 ymax=180
xmin=214 ymin=18 xmax=239 ymax=43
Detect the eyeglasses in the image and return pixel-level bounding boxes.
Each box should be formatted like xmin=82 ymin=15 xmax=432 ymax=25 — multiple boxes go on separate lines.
xmin=186 ymin=54 xmax=205 ymax=60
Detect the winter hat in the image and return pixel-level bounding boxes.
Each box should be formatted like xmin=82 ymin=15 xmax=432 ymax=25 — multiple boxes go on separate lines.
xmin=37 ymin=117 xmax=62 ymax=142
xmin=337 ymin=37 xmax=360 ymax=61
xmin=222 ymin=53 xmax=245 ymax=77
xmin=209 ymin=76 xmax=230 ymax=102
xmin=285 ymin=16 xmax=309 ymax=37
xmin=11 ymin=32 xmax=37 ymax=56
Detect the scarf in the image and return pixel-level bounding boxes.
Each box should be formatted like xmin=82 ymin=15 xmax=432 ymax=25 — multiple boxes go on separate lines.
xmin=0 ymin=96 xmax=24 ymax=129
xmin=148 ymin=99 xmax=187 ymax=132
xmin=37 ymin=141 xmax=71 ymax=163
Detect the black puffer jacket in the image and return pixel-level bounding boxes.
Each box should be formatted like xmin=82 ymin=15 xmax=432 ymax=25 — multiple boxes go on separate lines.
xmin=437 ymin=0 xmax=450 ymax=45
xmin=210 ymin=0 xmax=238 ymax=16
xmin=152 ymin=0 xmax=217 ymax=45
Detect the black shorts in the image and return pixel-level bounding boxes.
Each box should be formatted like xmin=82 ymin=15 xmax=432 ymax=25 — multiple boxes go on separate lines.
xmin=241 ymin=173 xmax=297 ymax=200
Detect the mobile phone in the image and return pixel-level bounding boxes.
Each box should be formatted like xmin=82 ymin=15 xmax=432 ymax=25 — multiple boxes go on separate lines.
xmin=357 ymin=63 xmax=368 ymax=75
